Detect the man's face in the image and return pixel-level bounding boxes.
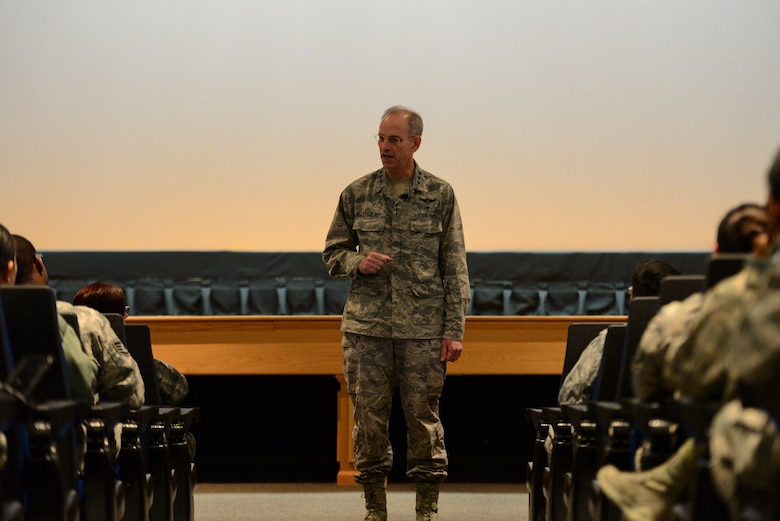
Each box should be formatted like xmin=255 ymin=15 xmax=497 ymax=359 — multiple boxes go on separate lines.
xmin=377 ymin=112 xmax=420 ymax=176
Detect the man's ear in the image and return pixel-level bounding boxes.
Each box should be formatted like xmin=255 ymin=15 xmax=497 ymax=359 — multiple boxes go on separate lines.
xmin=33 ymin=254 xmax=45 ymax=276
xmin=770 ymin=195 xmax=780 ymax=221
xmin=1 ymin=260 xmax=14 ymax=284
xmin=411 ymin=135 xmax=422 ymax=153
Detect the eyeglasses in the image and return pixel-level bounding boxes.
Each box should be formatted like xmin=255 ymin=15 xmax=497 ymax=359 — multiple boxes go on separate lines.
xmin=375 ymin=134 xmax=411 ymax=145
xmin=124 ymin=306 xmax=130 ymax=315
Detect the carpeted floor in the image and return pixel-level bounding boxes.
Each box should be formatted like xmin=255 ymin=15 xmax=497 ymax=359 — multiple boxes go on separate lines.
xmin=194 ymin=482 xmax=529 ymax=521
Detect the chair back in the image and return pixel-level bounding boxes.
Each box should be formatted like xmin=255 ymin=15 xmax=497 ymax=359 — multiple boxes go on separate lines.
xmin=124 ymin=324 xmax=163 ymax=405
xmin=616 ymin=296 xmax=660 ymax=399
xmin=0 ymin=287 xmax=73 ymax=403
xmin=0 ymin=293 xmax=15 ymax=381
xmin=591 ymin=324 xmax=628 ymax=401
xmin=103 ymin=313 xmax=127 ymax=346
xmin=559 ymin=322 xmax=615 ymax=392
xmin=706 ymin=253 xmax=749 ymax=289
xmin=658 ymin=275 xmax=705 ymax=307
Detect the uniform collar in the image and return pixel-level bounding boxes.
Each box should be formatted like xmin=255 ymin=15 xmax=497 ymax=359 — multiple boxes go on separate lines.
xmin=375 ymin=162 xmax=427 ymax=195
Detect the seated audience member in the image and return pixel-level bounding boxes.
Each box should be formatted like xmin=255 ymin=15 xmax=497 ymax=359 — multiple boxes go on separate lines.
xmin=73 ymin=282 xmax=189 ymax=405
xmin=545 ymin=260 xmax=680 ymax=461
xmin=13 ymin=234 xmax=144 ymax=408
xmin=0 ymin=223 xmax=17 ymax=284
xmin=597 ymin=152 xmax=780 ymax=521
xmin=0 ymin=224 xmax=97 ymax=402
xmin=556 ymin=259 xmax=680 ymax=405
xmin=632 ymin=202 xmax=771 ymax=403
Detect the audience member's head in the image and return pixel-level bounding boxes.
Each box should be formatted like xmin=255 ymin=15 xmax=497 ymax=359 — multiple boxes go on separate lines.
xmin=12 ymin=234 xmax=48 ymax=285
xmin=715 ymin=203 xmax=770 ymax=254
xmin=631 ymin=260 xmax=681 ymax=298
xmin=768 ymin=147 xmax=780 ymax=204
xmin=0 ymin=223 xmax=17 ymax=285
xmin=767 ymin=147 xmax=780 ymax=242
xmin=73 ymin=282 xmax=128 ymax=317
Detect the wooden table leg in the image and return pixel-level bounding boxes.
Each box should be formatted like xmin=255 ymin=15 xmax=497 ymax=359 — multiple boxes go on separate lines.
xmin=336 ymin=375 xmax=359 ymax=485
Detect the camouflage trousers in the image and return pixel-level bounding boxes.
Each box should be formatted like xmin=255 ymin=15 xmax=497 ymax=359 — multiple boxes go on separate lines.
xmin=342 ymin=333 xmax=448 ymax=484
xmin=709 ymin=399 xmax=780 ymax=520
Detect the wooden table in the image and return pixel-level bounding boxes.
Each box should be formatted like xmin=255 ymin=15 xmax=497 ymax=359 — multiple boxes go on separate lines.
xmin=129 ymin=315 xmax=622 ymax=484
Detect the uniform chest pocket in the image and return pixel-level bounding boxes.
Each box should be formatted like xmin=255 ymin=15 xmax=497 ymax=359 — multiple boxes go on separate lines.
xmin=410 ymin=219 xmax=442 ymax=234
xmin=353 ymin=217 xmax=385 ymax=233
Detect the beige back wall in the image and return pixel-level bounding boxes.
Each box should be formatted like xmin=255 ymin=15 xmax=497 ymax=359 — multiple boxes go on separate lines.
xmin=2 ymin=1 xmax=779 ymax=252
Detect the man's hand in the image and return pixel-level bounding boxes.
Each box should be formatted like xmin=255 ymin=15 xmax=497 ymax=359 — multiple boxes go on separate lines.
xmin=440 ymin=338 xmax=463 ymax=362
xmin=358 ymin=252 xmax=393 ymax=275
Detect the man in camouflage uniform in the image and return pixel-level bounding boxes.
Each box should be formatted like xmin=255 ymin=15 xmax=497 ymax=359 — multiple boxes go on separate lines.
xmin=3 ymin=227 xmax=98 ymax=403
xmin=323 ymin=106 xmax=470 ymax=521
xmin=14 ymin=234 xmax=144 ymax=408
xmin=634 ymin=203 xmax=770 ymax=403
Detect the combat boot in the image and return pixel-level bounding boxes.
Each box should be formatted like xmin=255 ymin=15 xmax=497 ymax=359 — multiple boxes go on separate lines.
xmin=596 ymin=438 xmax=696 ymax=521
xmin=415 ymin=482 xmax=440 ymax=521
xmin=362 ymin=480 xmax=387 ymax=521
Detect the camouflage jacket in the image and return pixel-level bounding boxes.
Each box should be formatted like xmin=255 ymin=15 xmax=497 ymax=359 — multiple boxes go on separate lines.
xmin=663 ymin=258 xmax=767 ymax=401
xmin=726 ymin=257 xmax=780 ymax=407
xmin=631 ymin=291 xmax=705 ymax=401
xmin=557 ymin=327 xmax=607 ymax=405
xmin=58 ymin=314 xmax=98 ymax=403
xmin=154 ymin=358 xmax=189 ymax=405
xmin=57 ymin=301 xmax=145 ymax=408
xmin=323 ymin=164 xmax=470 ymax=340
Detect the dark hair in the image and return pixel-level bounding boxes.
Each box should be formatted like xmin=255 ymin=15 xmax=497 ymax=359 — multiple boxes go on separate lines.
xmin=716 ymin=203 xmax=770 ymax=253
xmin=631 ymin=260 xmax=681 ymax=297
xmin=0 ymin=223 xmax=14 ymax=268
xmin=72 ymin=282 xmax=127 ymax=315
xmin=769 ymin=147 xmax=780 ymax=202
xmin=12 ymin=234 xmax=37 ymax=285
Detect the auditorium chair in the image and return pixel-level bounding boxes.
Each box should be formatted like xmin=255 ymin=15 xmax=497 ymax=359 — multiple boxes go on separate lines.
xmin=669 ymin=255 xmax=750 ymax=521
xmin=525 ymin=322 xmax=619 ymax=521
xmin=0 ymin=392 xmax=24 ymax=521
xmin=103 ymin=315 xmax=180 ymax=521
xmin=657 ymin=275 xmax=705 ymax=308
xmin=561 ymin=324 xmax=627 ymax=521
xmin=669 ymin=397 xmax=729 ymax=521
xmin=124 ymin=322 xmax=199 ymax=521
xmin=704 ymin=253 xmax=749 ymax=290
xmin=0 ymin=286 xmax=126 ymax=521
xmin=117 ymin=405 xmax=157 ymax=521
xmin=589 ymin=272 xmax=714 ymax=521
xmin=0 ymin=294 xmax=34 ymax=521
xmin=584 ymin=296 xmax=660 ymax=521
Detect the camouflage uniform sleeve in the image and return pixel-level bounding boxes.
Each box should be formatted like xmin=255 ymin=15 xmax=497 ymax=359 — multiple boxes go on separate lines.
xmin=632 ymin=295 xmax=703 ymax=401
xmin=664 ymin=272 xmax=753 ymax=400
xmin=323 ymin=188 xmax=364 ymax=279
xmin=558 ymin=328 xmax=607 ymax=405
xmin=87 ymin=315 xmax=145 ymax=408
xmin=726 ymin=265 xmax=780 ymax=400
xmin=58 ymin=315 xmax=98 ymax=403
xmin=439 ymin=190 xmax=470 ymax=340
xmin=154 ymin=358 xmax=189 ymax=405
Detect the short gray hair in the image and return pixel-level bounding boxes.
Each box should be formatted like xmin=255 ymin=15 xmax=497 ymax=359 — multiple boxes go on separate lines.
xmin=382 ymin=105 xmax=423 ymax=136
